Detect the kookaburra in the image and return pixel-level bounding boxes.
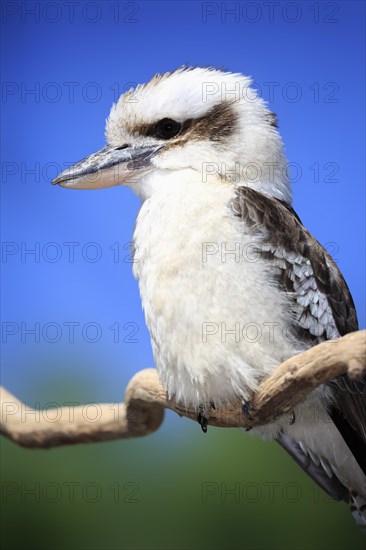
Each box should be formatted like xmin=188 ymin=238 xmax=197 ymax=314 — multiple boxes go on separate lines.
xmin=52 ymin=67 xmax=365 ymax=524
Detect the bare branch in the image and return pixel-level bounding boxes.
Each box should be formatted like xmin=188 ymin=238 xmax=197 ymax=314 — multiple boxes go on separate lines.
xmin=1 ymin=330 xmax=365 ymax=448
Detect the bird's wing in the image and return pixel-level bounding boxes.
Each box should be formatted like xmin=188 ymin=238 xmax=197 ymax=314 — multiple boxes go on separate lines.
xmin=231 ymin=186 xmax=358 ymax=340
xmin=231 ymin=186 xmax=366 ymax=472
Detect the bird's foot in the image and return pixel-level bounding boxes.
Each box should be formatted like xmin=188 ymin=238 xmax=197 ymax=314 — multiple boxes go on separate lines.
xmin=197 ymin=402 xmax=215 ymax=433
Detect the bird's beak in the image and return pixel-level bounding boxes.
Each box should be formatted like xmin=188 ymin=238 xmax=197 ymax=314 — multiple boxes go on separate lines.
xmin=51 ymin=144 xmax=163 ymax=189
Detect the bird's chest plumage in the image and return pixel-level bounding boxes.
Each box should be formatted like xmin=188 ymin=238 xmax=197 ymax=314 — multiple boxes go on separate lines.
xmin=132 ymin=178 xmax=300 ymax=407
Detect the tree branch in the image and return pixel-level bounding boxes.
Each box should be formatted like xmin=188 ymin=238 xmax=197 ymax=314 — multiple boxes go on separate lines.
xmin=1 ymin=330 xmax=365 ymax=448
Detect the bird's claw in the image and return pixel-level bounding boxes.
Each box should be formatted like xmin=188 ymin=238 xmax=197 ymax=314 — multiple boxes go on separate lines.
xmin=197 ymin=410 xmax=208 ymax=433
xmin=242 ymin=399 xmax=254 ymax=421
xmin=197 ymin=402 xmax=215 ymax=433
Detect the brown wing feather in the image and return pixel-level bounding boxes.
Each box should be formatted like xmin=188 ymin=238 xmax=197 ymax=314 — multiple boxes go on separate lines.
xmin=231 ymin=187 xmax=358 ymax=337
xmin=231 ymin=187 xmax=365 ymax=453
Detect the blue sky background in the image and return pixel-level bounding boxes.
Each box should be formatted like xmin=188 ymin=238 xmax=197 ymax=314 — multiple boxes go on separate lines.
xmin=2 ymin=0 xmax=365 ymax=400
xmin=1 ymin=4 xmax=366 ymax=547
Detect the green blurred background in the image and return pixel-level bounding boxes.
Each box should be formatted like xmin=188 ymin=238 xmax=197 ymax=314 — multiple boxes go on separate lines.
xmin=1 ymin=370 xmax=365 ymax=550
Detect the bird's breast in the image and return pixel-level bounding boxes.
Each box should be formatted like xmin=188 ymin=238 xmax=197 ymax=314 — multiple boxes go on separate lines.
xmin=132 ymin=178 xmax=302 ymax=407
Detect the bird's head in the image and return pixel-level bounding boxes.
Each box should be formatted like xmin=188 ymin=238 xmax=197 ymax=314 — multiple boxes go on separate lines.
xmin=53 ymin=67 xmax=291 ymax=203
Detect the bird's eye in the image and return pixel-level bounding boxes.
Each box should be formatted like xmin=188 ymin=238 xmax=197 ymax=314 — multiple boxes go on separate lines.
xmin=154 ymin=118 xmax=182 ymax=140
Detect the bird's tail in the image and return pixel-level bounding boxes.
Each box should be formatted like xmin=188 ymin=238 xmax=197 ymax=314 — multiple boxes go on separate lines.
xmin=349 ymin=491 xmax=366 ymax=527
xmin=277 ymin=433 xmax=366 ymax=527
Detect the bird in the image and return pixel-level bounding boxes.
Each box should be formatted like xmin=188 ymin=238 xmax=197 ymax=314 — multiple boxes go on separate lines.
xmin=52 ymin=66 xmax=366 ymax=524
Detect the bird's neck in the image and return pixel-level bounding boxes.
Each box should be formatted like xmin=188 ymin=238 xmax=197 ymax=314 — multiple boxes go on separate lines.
xmin=216 ymin=155 xmax=292 ymax=204
xmin=129 ymin=166 xmax=292 ymax=205
xmin=239 ymin=173 xmax=292 ymax=204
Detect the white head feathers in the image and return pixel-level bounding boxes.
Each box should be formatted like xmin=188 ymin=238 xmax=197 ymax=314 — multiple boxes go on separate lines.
xmin=105 ymin=67 xmax=291 ymax=203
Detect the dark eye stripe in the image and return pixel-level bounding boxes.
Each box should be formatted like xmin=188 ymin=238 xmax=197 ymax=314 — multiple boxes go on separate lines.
xmin=130 ymin=102 xmax=238 ymax=142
